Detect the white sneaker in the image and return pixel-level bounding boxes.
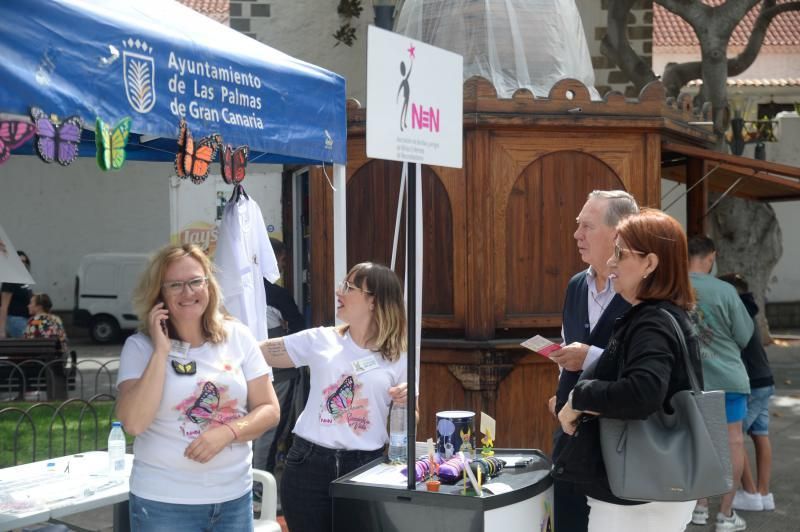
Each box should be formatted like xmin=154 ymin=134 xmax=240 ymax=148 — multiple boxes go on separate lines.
xmin=716 ymin=510 xmax=747 ymax=532
xmin=732 ymin=489 xmax=764 ymax=511
xmin=692 ymin=505 xmax=709 ymax=525
xmin=761 ymin=492 xmax=775 ymax=511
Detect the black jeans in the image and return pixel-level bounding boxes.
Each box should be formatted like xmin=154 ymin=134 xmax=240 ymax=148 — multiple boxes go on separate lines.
xmin=279 ymin=436 xmax=383 ymax=532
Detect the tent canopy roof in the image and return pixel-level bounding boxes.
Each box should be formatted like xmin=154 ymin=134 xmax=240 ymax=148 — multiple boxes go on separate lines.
xmin=0 ymin=0 xmax=346 ymax=165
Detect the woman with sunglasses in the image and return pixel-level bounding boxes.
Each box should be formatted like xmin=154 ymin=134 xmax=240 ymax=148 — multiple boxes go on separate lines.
xmin=116 ymin=244 xmax=279 ymax=531
xmin=554 ymin=209 xmax=703 ymax=531
xmin=260 ymin=262 xmax=412 ymax=532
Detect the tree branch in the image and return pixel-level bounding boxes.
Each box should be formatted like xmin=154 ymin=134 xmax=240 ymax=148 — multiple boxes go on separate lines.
xmin=601 ymin=0 xmax=657 ymax=93
xmin=729 ymin=1 xmax=800 ymax=74
xmin=658 ymin=1 xmax=800 ymax=98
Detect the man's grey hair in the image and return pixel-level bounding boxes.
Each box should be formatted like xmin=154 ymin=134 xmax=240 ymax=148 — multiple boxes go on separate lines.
xmin=587 ymin=190 xmax=639 ymax=227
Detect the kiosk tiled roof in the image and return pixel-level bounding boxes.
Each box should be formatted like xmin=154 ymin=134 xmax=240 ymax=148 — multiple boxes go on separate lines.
xmin=176 ymin=0 xmax=230 ymax=25
xmin=654 ymin=1 xmax=800 ymax=48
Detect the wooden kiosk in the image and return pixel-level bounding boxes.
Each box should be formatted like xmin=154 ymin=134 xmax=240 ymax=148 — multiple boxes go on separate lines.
xmin=305 ymin=77 xmax=720 ymax=453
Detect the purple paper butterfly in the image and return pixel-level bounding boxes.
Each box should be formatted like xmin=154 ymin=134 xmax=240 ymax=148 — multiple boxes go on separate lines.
xmin=31 ymin=107 xmax=83 ymax=166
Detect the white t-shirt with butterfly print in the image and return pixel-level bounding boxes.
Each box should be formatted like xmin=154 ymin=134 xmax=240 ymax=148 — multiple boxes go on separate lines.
xmin=284 ymin=326 xmax=407 ymax=451
xmin=116 ymin=319 xmax=271 ymax=504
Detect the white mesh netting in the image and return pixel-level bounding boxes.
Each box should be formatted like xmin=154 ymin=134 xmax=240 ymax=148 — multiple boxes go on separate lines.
xmin=394 ymin=0 xmax=599 ymax=99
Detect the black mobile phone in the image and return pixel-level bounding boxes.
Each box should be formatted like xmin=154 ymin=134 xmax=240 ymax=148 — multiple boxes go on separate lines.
xmin=157 ymin=299 xmax=169 ymax=337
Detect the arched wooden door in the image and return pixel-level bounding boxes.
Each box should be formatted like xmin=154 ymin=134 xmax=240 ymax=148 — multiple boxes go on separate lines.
xmin=344 ymin=160 xmax=465 ymax=328
xmin=495 ymin=150 xmax=625 ymax=328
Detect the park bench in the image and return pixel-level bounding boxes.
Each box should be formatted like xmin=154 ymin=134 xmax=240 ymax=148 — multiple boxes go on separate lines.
xmin=0 ymin=338 xmax=67 ymax=401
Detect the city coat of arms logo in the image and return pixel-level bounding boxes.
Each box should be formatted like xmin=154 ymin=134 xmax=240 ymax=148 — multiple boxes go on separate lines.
xmin=122 ymin=38 xmax=156 ymax=114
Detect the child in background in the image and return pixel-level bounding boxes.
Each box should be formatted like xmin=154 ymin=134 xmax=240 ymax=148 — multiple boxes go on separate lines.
xmin=718 ymin=273 xmax=775 ymax=512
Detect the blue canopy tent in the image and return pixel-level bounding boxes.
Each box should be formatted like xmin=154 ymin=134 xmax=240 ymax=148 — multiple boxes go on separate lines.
xmin=0 ymin=0 xmax=349 ymax=291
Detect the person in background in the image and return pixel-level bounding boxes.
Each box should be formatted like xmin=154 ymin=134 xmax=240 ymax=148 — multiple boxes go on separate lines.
xmin=260 ymin=262 xmax=414 ymax=532
xmin=24 ymin=293 xmax=69 ymax=355
xmin=1 ymin=251 xmax=33 ymax=338
xmin=549 ymin=190 xmax=639 ymax=532
xmin=253 ymin=238 xmax=308 ymax=478
xmin=116 ymin=244 xmax=280 ymax=532
xmin=718 ymin=273 xmax=776 ymax=514
xmin=555 ymin=209 xmax=701 ymax=531
xmin=688 ymin=236 xmax=753 ymax=532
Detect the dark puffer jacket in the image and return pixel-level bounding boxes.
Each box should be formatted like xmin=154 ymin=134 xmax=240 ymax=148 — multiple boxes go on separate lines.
xmin=551 ymin=300 xmax=704 ymax=505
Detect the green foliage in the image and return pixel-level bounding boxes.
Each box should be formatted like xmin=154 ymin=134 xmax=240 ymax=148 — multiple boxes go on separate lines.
xmin=337 ymin=0 xmax=363 ymax=19
xmin=333 ymin=23 xmax=358 ymax=47
xmin=0 ymin=401 xmax=132 ymax=467
xmin=334 ymin=0 xmax=362 ymax=47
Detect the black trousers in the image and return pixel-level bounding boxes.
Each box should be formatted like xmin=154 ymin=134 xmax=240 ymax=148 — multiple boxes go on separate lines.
xmin=553 ymin=427 xmax=589 ymax=532
xmin=554 ymin=478 xmax=590 ymax=532
xmin=280 ymin=436 xmax=383 ymax=532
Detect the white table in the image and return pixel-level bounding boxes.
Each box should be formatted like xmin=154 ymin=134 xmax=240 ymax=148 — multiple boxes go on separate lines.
xmin=0 ymin=451 xmax=133 ymax=532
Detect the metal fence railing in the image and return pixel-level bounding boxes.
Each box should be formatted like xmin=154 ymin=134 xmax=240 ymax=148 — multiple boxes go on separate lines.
xmin=0 ymin=360 xmax=120 ymax=467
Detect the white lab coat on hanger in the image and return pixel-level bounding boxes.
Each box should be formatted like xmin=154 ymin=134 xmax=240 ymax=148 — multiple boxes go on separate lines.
xmin=215 ymin=195 xmax=280 ymax=342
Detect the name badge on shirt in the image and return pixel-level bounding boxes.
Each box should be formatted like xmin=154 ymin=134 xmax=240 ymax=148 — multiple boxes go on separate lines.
xmin=169 ymin=339 xmax=190 ymax=359
xmin=352 ymin=355 xmax=379 ymax=375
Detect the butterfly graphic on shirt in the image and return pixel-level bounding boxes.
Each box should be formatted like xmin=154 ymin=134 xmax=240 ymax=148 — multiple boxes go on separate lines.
xmin=31 ymin=107 xmax=84 ymax=166
xmin=174 ymin=118 xmax=221 ymax=184
xmin=220 ymin=144 xmax=249 ymax=184
xmin=186 ymin=381 xmax=220 ymax=424
xmin=171 ymin=359 xmax=197 ymax=376
xmin=95 ymin=116 xmax=132 ymax=171
xmin=0 ymin=119 xmax=36 ymax=165
xmin=326 ymin=375 xmax=355 ymax=418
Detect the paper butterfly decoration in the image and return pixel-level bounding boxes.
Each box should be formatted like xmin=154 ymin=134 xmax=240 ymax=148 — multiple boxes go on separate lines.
xmin=326 ymin=375 xmax=355 ymax=417
xmin=95 ymin=116 xmax=132 ymax=171
xmin=186 ymin=381 xmax=220 ymax=424
xmin=220 ymin=144 xmax=249 ymax=184
xmin=171 ymin=359 xmax=197 ymax=376
xmin=31 ymin=107 xmax=83 ymax=166
xmin=0 ymin=119 xmax=36 ymax=165
xmin=174 ymin=118 xmax=221 ymax=184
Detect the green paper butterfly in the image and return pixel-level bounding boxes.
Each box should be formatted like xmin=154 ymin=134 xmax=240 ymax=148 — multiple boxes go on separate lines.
xmin=95 ymin=116 xmax=132 ymax=171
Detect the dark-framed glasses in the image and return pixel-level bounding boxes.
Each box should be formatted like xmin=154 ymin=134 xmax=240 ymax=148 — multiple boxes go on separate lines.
xmin=337 ymin=280 xmax=372 ymax=295
xmin=163 ymin=276 xmax=208 ymax=294
xmin=614 ymin=243 xmax=645 ymax=261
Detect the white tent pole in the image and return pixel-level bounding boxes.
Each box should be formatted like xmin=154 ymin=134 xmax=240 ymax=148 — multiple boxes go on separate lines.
xmin=390 ymin=162 xmax=408 ymax=271
xmin=333 ymin=163 xmax=347 ymax=324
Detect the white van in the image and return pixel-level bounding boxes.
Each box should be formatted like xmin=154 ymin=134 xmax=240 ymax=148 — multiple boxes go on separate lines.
xmin=73 ymin=253 xmax=149 ymax=343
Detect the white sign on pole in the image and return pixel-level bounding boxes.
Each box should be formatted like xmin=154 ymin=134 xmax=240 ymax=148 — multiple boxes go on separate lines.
xmin=367 ymin=25 xmax=463 ymax=169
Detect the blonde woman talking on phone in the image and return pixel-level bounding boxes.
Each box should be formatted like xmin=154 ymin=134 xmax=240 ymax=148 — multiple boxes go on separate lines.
xmin=116 ymin=244 xmax=279 ymax=532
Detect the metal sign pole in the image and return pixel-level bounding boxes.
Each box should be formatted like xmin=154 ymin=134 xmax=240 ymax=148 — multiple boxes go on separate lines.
xmin=406 ymin=162 xmax=417 ymax=490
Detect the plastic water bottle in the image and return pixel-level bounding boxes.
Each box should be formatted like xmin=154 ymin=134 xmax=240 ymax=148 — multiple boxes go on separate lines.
xmin=388 ymin=403 xmax=407 ymax=464
xmin=107 ymin=421 xmax=126 ymax=477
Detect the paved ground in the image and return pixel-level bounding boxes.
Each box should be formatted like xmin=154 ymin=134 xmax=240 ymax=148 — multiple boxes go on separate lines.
xmin=29 ymin=333 xmax=800 ymax=531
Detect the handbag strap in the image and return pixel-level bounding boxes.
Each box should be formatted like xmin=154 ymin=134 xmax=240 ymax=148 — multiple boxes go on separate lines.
xmin=659 ymin=308 xmax=702 ymax=394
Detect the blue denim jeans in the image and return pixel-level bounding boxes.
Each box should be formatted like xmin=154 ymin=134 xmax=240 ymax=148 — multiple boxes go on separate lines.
xmin=280 ymin=436 xmax=383 ymax=532
xmin=5 ymin=315 xmax=27 ymax=338
xmin=129 ymin=491 xmax=253 ymax=532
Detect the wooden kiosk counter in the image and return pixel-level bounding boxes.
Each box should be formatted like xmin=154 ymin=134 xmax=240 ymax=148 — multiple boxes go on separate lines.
xmin=304 ymin=77 xmax=717 ymax=454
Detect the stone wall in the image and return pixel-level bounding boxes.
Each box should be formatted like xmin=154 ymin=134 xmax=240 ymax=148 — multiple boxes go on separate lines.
xmin=576 ymin=0 xmax=653 ymax=98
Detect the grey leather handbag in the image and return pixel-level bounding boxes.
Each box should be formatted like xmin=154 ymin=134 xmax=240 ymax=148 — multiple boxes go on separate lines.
xmin=599 ymin=308 xmax=733 ymax=502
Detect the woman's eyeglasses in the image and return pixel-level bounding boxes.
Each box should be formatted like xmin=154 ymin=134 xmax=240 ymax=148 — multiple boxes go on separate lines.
xmin=337 ymin=280 xmax=372 ymax=295
xmin=614 ymin=243 xmax=645 ymax=261
xmin=163 ymin=276 xmax=208 ymax=294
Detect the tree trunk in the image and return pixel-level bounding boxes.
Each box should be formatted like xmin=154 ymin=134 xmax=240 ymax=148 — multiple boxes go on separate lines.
xmin=709 ymin=194 xmax=782 ymax=343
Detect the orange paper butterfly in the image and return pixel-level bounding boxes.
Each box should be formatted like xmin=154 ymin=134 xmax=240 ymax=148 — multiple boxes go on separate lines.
xmin=174 ymin=119 xmax=221 ymax=184
xmin=220 ymin=144 xmax=249 ymax=185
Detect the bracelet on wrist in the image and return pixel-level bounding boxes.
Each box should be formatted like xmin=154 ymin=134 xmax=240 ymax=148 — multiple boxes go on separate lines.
xmin=223 ymin=423 xmax=238 ymax=441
